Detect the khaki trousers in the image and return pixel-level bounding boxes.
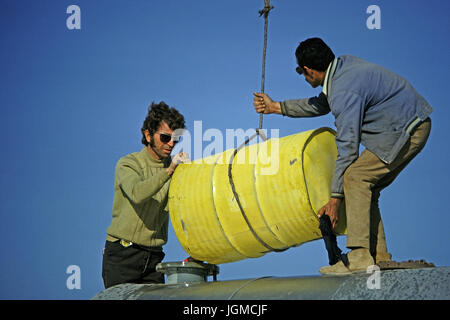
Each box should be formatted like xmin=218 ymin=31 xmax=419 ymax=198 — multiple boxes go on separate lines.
xmin=343 ymin=118 xmax=431 ymax=256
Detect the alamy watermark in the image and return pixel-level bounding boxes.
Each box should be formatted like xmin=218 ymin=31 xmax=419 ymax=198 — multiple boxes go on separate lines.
xmin=66 ymin=5 xmax=81 ymax=30
xmin=172 ymin=121 xmax=280 ymax=175
xmin=366 ymin=264 xmax=381 ymax=290
xmin=366 ymin=5 xmax=381 ymax=30
xmin=66 ymin=265 xmax=81 ymax=290
xmin=66 ymin=5 xmax=381 ymax=31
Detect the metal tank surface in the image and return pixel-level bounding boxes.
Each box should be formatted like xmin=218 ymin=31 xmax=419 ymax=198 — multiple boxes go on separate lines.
xmin=93 ymin=266 xmax=450 ymax=300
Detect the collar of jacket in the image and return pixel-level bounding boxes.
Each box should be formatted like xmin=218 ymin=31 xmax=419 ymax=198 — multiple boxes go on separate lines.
xmin=140 ymin=147 xmax=172 ymax=168
xmin=322 ymin=58 xmax=338 ymax=97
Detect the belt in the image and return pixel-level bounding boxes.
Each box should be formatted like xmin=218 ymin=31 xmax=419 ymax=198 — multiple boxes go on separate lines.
xmin=119 ymin=239 xmax=163 ymax=252
xmin=107 ymin=235 xmax=162 ymax=251
xmin=120 ymin=239 xmax=133 ymax=248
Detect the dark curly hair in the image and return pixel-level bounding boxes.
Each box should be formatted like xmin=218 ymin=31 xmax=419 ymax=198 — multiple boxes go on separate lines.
xmin=295 ymin=37 xmax=335 ymax=72
xmin=141 ymin=101 xmax=186 ymax=146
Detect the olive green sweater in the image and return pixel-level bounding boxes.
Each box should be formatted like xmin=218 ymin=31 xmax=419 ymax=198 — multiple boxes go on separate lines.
xmin=106 ymin=147 xmax=172 ymax=249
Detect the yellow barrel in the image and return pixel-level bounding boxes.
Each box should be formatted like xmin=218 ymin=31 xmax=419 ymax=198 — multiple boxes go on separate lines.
xmin=168 ymin=127 xmax=346 ymax=265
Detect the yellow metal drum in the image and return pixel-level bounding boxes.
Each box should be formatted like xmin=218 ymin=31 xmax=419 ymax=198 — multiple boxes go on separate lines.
xmin=168 ymin=128 xmax=346 ymax=264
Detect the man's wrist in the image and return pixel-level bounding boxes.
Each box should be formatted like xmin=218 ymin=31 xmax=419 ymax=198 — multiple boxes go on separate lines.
xmin=273 ymin=101 xmax=282 ymax=114
xmin=329 ymin=197 xmax=342 ymax=206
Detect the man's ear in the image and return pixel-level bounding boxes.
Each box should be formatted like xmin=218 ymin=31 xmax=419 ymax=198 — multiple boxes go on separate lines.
xmin=303 ymin=66 xmax=314 ymax=75
xmin=144 ymin=129 xmax=151 ymax=144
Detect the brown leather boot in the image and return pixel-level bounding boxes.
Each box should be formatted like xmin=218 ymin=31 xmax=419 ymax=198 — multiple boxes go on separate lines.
xmin=319 ymin=248 xmax=375 ymax=275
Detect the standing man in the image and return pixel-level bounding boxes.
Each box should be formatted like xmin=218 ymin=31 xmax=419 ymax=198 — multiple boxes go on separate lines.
xmin=102 ymin=101 xmax=189 ymax=288
xmin=253 ymin=38 xmax=432 ymax=275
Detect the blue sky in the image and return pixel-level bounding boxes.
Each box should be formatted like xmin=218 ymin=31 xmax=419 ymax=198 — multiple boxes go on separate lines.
xmin=0 ymin=0 xmax=449 ymax=299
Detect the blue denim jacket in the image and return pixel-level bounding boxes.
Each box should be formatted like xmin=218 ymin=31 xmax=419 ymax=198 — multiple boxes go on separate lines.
xmin=280 ymin=55 xmax=433 ymax=197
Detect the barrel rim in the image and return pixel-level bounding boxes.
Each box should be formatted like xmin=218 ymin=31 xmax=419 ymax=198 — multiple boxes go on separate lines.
xmin=301 ymin=127 xmax=337 ymax=223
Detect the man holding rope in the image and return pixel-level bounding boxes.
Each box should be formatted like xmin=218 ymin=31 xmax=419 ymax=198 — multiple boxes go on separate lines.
xmin=253 ymin=37 xmax=432 ymax=275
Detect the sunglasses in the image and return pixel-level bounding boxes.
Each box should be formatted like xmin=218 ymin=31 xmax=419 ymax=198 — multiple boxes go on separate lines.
xmin=157 ymin=132 xmax=180 ymax=144
xmin=296 ymin=66 xmax=304 ymax=75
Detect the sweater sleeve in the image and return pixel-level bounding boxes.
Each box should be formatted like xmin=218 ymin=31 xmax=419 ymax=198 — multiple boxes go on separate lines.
xmin=330 ymin=91 xmax=364 ymax=197
xmin=280 ymin=92 xmax=331 ymax=118
xmin=115 ymin=156 xmax=171 ymax=205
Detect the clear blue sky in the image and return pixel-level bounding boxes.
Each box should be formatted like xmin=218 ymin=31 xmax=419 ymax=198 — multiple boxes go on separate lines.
xmin=1 ymin=0 xmax=449 ymax=299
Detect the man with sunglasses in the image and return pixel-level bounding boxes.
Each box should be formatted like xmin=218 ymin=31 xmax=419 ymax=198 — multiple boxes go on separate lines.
xmin=102 ymin=101 xmax=189 ymax=288
xmin=253 ymin=37 xmax=432 ymax=275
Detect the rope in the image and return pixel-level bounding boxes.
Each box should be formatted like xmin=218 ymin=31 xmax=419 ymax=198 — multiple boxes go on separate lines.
xmin=226 ymin=1 xmax=283 ymax=254
xmin=257 ymin=0 xmax=274 ymax=132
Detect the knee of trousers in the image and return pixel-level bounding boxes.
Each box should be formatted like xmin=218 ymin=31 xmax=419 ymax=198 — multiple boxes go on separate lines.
xmin=343 ymin=165 xmax=362 ymax=187
xmin=343 ymin=165 xmax=375 ymax=193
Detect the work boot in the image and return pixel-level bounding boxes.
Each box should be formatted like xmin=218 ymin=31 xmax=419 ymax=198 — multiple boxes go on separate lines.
xmin=319 ymin=260 xmax=352 ymax=275
xmin=319 ymin=248 xmax=375 ymax=275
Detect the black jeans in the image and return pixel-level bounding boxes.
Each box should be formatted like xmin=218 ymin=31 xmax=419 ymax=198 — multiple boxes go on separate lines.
xmin=102 ymin=240 xmax=165 ymax=289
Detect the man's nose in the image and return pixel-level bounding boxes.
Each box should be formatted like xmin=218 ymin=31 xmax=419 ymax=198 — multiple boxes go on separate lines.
xmin=167 ymin=140 xmax=175 ymax=147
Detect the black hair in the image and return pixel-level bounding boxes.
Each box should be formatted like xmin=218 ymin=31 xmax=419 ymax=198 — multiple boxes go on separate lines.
xmin=141 ymin=101 xmax=185 ymax=146
xmin=295 ymin=37 xmax=335 ymax=71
